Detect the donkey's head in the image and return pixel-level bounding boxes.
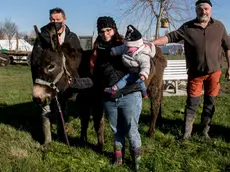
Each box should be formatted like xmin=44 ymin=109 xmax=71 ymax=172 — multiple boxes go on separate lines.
xmin=32 ymin=23 xmax=81 ymax=105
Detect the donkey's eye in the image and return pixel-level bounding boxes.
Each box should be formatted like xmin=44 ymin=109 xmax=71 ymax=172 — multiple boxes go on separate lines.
xmin=47 ymin=64 xmax=55 ymax=71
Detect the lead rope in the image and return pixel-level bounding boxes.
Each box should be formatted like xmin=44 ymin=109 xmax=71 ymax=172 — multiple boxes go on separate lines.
xmin=55 ymin=96 xmax=70 ymax=146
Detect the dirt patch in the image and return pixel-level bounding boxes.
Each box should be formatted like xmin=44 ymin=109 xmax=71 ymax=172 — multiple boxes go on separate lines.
xmin=9 ymin=147 xmax=28 ymax=158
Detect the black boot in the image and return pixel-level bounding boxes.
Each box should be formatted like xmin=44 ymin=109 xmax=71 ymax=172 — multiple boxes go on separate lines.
xmin=182 ymin=96 xmax=200 ymax=140
xmin=201 ymin=96 xmax=216 ymax=139
xmin=201 ymin=116 xmax=211 ymax=139
xmin=42 ymin=116 xmax=52 ymax=144
xmin=183 ymin=113 xmax=195 ymax=139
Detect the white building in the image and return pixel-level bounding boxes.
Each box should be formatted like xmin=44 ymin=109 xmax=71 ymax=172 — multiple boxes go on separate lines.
xmin=0 ymin=39 xmax=33 ymax=51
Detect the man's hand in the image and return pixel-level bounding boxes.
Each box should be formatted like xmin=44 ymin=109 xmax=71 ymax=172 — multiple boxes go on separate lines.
xmin=225 ymin=68 xmax=230 ymax=81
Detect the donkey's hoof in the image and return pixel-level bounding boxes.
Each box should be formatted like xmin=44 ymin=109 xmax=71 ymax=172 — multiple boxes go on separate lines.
xmin=147 ymin=130 xmax=154 ymax=137
xmin=38 ymin=143 xmax=51 ymax=151
xmin=95 ymin=143 xmax=103 ymax=153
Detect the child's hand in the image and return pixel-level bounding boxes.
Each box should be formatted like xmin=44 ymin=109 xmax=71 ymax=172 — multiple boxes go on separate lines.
xmin=68 ymin=78 xmax=72 ymax=85
xmin=140 ymin=75 xmax=146 ymax=81
xmin=110 ymin=50 xmax=115 ymax=56
xmin=110 ymin=47 xmax=117 ymax=56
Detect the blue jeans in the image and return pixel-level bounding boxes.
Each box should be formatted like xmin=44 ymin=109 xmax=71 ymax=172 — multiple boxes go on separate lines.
xmin=116 ymin=73 xmax=146 ymax=93
xmin=103 ymin=91 xmax=142 ymax=150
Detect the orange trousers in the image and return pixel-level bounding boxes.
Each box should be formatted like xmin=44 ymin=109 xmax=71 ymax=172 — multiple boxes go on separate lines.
xmin=187 ymin=70 xmax=222 ymax=97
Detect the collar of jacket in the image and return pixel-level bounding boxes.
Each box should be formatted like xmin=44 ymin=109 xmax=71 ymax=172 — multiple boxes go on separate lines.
xmin=193 ymin=17 xmax=214 ymax=27
xmin=64 ymin=25 xmax=71 ymax=35
xmin=132 ymin=44 xmax=145 ymax=56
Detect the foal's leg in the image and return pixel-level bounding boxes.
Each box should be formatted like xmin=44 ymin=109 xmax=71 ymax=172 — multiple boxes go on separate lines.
xmin=148 ymin=84 xmax=163 ymax=137
xmin=92 ymin=102 xmax=104 ymax=152
xmin=75 ymin=92 xmax=90 ymax=144
xmin=80 ymin=107 xmax=90 ymax=144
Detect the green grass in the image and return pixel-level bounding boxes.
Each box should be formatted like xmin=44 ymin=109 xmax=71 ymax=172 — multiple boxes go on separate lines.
xmin=1 ymin=65 xmax=230 ymax=172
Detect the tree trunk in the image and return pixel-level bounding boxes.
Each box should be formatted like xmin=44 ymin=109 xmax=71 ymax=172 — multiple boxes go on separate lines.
xmin=155 ymin=0 xmax=164 ymax=39
xmin=16 ymin=32 xmax=19 ymax=50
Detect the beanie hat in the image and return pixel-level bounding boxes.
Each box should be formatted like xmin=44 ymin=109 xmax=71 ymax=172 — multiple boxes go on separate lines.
xmin=195 ymin=0 xmax=212 ymax=7
xmin=125 ymin=25 xmax=143 ymax=48
xmin=97 ymin=16 xmax=117 ymax=33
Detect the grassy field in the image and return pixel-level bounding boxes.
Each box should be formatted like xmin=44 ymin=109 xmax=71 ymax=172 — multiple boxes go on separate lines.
xmin=0 ymin=65 xmax=230 ymax=172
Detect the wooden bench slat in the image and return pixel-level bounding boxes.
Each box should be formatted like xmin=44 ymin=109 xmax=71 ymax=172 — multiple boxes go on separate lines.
xmin=163 ymin=76 xmax=187 ymax=80
xmin=166 ymin=64 xmax=186 ymax=66
xmin=164 ymin=69 xmax=187 ymax=71
xmin=167 ymin=62 xmax=186 ymax=64
xmin=163 ymin=59 xmax=187 ymax=94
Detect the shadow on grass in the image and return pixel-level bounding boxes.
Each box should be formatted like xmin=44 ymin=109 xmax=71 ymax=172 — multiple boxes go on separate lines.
xmin=0 ymin=101 xmax=83 ymax=145
xmin=139 ymin=109 xmax=230 ymax=142
xmin=0 ymin=101 xmax=111 ymax=158
xmin=0 ymin=102 xmax=43 ymax=143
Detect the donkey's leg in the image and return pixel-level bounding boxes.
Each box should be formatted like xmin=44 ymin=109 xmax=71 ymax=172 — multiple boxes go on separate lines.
xmin=79 ymin=106 xmax=90 ymax=144
xmin=74 ymin=91 xmax=90 ymax=144
xmin=92 ymin=103 xmax=104 ymax=152
xmin=148 ymin=85 xmax=163 ymax=137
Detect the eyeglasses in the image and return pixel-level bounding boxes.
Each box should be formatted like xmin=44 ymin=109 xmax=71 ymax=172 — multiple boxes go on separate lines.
xmin=99 ymin=28 xmax=113 ymax=35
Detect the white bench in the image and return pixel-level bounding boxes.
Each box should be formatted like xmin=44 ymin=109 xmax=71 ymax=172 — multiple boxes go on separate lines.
xmin=163 ymin=60 xmax=188 ymax=94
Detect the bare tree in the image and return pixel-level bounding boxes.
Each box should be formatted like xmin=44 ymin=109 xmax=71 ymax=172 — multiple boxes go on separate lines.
xmin=1 ymin=18 xmax=18 ymax=50
xmin=164 ymin=29 xmax=169 ymax=36
xmin=0 ymin=25 xmax=5 ymax=40
xmin=23 ymin=30 xmax=37 ymax=45
xmin=115 ymin=0 xmax=195 ymax=39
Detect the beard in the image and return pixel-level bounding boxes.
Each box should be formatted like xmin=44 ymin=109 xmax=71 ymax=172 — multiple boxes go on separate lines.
xmin=197 ymin=15 xmax=209 ymax=22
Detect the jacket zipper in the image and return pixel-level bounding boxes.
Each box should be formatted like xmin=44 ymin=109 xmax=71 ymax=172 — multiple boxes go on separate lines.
xmin=203 ymin=28 xmax=207 ymax=71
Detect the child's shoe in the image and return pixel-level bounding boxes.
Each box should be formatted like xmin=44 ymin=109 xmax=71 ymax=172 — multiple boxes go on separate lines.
xmin=104 ymin=88 xmax=116 ymax=94
xmin=104 ymin=85 xmax=118 ymax=95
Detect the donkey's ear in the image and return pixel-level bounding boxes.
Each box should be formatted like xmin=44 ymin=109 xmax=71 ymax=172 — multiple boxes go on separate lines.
xmin=50 ymin=34 xmax=59 ymax=51
xmin=33 ymin=25 xmax=44 ymax=49
xmin=34 ymin=25 xmax=43 ymax=42
xmin=48 ymin=23 xmax=62 ymax=51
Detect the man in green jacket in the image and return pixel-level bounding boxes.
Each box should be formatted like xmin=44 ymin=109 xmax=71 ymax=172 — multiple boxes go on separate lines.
xmin=153 ymin=0 xmax=230 ymax=140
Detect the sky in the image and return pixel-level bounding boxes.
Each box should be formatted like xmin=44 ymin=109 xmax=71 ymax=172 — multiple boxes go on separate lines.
xmin=0 ymin=0 xmax=229 ymax=38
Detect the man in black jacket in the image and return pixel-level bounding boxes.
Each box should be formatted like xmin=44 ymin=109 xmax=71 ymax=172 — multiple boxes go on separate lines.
xmin=31 ymin=7 xmax=93 ymax=144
